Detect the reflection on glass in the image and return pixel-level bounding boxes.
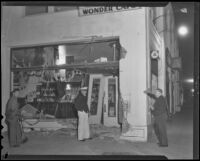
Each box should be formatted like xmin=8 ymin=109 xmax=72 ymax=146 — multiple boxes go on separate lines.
xmin=108 ymin=78 xmax=116 ymax=117
xmin=56 ymin=45 xmax=66 ymax=65
xmin=13 ymin=70 xmax=57 ymax=99
xmin=11 ymin=40 xmax=120 ymax=68
xmin=11 ymin=46 xmax=56 ymax=68
xmin=90 ymin=78 xmax=100 ymax=115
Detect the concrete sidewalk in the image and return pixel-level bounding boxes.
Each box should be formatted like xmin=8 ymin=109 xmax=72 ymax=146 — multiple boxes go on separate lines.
xmin=2 ymin=107 xmax=193 ymax=159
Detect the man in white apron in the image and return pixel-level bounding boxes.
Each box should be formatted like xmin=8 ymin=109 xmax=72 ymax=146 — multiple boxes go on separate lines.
xmin=74 ymin=87 xmax=91 ymax=141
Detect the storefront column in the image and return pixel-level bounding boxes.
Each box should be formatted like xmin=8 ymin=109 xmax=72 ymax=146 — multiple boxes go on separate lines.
xmin=1 ymin=46 xmax=11 ymax=132
xmin=2 ymin=7 xmax=13 ymax=132
xmin=158 ymin=38 xmax=166 ymax=96
xmin=119 ymin=9 xmax=149 ymax=142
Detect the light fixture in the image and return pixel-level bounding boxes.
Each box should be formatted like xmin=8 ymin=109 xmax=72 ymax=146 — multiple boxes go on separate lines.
xmin=66 ymin=84 xmax=71 ymax=90
xmin=180 ymin=8 xmax=187 ymax=13
xmin=185 ymin=78 xmax=194 ymax=83
xmin=178 ymin=26 xmax=188 ymax=36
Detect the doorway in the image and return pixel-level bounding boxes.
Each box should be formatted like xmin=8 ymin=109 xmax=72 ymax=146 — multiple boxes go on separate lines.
xmin=87 ymin=74 xmax=119 ymax=127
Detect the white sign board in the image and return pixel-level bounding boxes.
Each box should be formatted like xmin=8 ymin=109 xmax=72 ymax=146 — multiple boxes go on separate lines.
xmin=78 ymin=6 xmax=142 ymax=16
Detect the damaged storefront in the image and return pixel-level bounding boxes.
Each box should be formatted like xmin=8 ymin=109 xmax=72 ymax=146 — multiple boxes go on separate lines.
xmin=2 ymin=5 xmax=178 ymax=142
xmin=11 ymin=38 xmax=123 ymax=132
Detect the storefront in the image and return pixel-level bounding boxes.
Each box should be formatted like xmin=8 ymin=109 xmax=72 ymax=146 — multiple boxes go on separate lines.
xmin=10 ymin=37 xmax=121 ymax=127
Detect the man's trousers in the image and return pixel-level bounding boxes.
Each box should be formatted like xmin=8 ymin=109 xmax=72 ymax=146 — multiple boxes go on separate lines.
xmin=154 ymin=113 xmax=168 ymax=146
xmin=78 ymin=111 xmax=90 ymax=141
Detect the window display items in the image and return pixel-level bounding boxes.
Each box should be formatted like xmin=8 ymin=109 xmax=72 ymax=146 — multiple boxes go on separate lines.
xmin=61 ymin=84 xmax=72 ymax=102
xmin=60 ymin=83 xmax=80 ymax=103
xmin=66 ymin=84 xmax=71 ymax=90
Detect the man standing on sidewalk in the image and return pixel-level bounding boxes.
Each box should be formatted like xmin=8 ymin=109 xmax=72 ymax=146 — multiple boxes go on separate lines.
xmin=5 ymin=89 xmax=28 ymax=147
xmin=74 ymin=86 xmax=91 ymax=141
xmin=144 ymin=88 xmax=169 ymax=147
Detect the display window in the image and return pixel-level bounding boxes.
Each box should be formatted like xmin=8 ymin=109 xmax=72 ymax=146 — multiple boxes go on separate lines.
xmin=10 ymin=37 xmax=120 ymax=120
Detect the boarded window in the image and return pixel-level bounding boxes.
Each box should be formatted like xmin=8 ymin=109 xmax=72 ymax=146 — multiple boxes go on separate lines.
xmin=25 ymin=6 xmax=48 ymax=16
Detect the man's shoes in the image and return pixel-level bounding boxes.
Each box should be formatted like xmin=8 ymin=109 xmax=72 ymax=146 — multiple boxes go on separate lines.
xmin=79 ymin=137 xmax=93 ymax=141
xmin=159 ymin=144 xmax=168 ymax=147
xmin=79 ymin=139 xmax=85 ymax=142
xmin=22 ymin=137 xmax=28 ymax=144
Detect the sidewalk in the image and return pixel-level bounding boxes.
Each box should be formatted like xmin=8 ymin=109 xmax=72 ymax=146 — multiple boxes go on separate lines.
xmin=2 ymin=107 xmax=193 ymax=159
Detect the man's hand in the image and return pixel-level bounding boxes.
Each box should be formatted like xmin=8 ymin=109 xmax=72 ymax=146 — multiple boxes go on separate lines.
xmin=144 ymin=88 xmax=152 ymax=94
xmin=149 ymin=105 xmax=154 ymax=110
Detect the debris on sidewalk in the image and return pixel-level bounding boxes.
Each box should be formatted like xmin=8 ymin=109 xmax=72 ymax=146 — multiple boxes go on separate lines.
xmin=49 ymin=128 xmax=77 ymax=137
xmin=22 ymin=118 xmax=77 ymax=132
xmin=22 ymin=121 xmax=123 ymax=142
xmin=22 ymin=118 xmax=78 ymax=139
xmin=21 ymin=104 xmax=38 ymax=118
xmin=90 ymin=124 xmax=122 ymax=142
xmin=57 ymin=119 xmax=77 ymax=129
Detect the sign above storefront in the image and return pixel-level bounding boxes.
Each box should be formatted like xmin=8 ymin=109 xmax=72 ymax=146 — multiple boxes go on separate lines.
xmin=78 ymin=6 xmax=142 ymax=16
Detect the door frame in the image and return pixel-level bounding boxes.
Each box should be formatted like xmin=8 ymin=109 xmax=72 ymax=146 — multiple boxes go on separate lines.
xmin=87 ymin=74 xmax=105 ymax=124
xmin=103 ymin=76 xmax=119 ymax=127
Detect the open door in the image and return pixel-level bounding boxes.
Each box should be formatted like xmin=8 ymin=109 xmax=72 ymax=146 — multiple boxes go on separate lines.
xmin=87 ymin=74 xmax=105 ymax=124
xmin=103 ymin=76 xmax=119 ymax=127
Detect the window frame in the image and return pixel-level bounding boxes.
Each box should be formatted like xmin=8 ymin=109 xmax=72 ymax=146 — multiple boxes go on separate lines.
xmin=53 ymin=6 xmax=78 ymax=13
xmin=25 ymin=6 xmax=49 ymax=16
xmin=24 ymin=6 xmax=78 ymax=16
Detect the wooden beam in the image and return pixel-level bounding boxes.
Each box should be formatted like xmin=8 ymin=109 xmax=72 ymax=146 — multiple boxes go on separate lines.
xmin=11 ymin=61 xmax=119 ymax=72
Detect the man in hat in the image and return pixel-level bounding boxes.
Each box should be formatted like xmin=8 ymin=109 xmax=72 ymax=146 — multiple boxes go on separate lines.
xmin=74 ymin=86 xmax=91 ymax=141
xmin=144 ymin=88 xmax=169 ymax=147
xmin=5 ymin=89 xmax=28 ymax=147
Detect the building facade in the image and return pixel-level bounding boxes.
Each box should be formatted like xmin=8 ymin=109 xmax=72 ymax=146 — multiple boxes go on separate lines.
xmin=150 ymin=4 xmax=182 ymax=114
xmin=1 ymin=4 xmax=181 ymax=142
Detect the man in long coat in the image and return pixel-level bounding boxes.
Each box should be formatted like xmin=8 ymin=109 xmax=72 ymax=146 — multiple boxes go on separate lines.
xmin=5 ymin=89 xmax=28 ymax=147
xmin=144 ymin=88 xmax=169 ymax=147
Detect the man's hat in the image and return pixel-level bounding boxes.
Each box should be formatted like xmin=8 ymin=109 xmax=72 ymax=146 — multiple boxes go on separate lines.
xmin=80 ymin=86 xmax=88 ymax=90
xmin=156 ymin=88 xmax=163 ymax=93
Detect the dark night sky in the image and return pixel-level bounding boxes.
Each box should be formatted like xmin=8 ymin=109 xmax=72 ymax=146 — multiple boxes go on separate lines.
xmin=171 ymin=2 xmax=195 ymax=90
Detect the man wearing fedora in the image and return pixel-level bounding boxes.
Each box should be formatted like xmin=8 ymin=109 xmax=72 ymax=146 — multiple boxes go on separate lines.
xmin=74 ymin=86 xmax=91 ymax=141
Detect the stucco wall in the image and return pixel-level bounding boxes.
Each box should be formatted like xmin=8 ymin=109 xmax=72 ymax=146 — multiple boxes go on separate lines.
xmin=2 ymin=6 xmax=148 ymax=132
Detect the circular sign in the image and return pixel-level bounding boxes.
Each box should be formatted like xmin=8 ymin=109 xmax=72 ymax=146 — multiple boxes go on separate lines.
xmin=151 ymin=51 xmax=159 ymax=59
